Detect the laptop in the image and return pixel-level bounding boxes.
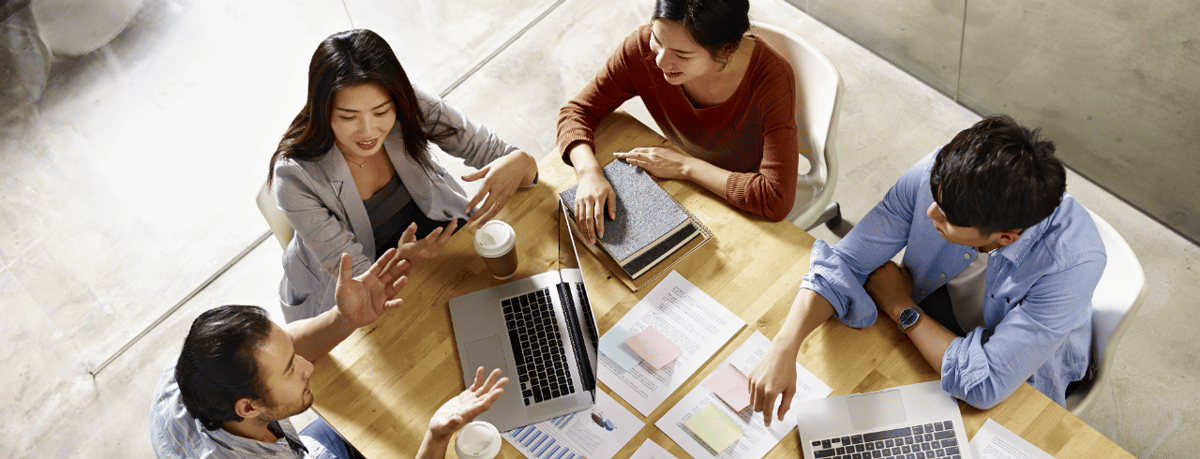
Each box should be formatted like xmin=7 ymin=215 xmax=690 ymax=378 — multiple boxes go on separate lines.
xmin=448 ymin=203 xmax=601 ymax=431
xmin=793 ymin=381 xmax=971 ymax=459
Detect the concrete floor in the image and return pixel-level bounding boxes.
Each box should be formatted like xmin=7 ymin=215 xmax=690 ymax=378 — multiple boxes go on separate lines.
xmin=0 ymin=0 xmax=1195 ymax=457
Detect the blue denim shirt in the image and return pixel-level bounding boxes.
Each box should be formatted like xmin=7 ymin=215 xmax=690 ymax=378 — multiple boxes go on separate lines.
xmin=801 ymin=150 xmax=1105 ymax=409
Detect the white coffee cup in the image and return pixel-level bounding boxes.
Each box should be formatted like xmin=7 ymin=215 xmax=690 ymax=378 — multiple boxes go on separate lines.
xmin=474 ymin=220 xmax=518 ymax=280
xmin=454 ymin=421 xmax=502 ymax=459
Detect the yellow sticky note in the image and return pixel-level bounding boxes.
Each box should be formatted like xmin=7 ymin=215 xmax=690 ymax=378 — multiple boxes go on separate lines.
xmin=683 ymin=402 xmax=744 ymax=453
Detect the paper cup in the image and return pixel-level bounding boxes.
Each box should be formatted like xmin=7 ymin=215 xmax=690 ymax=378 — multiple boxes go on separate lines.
xmin=474 ymin=220 xmax=518 ymax=280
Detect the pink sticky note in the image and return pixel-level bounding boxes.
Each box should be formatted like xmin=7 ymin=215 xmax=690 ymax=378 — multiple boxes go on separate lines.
xmin=704 ymin=363 xmax=751 ymax=412
xmin=624 ymin=325 xmax=683 ymax=369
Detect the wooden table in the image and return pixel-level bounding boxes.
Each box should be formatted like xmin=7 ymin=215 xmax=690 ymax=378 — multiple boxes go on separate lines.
xmin=309 ymin=112 xmax=1132 ymax=459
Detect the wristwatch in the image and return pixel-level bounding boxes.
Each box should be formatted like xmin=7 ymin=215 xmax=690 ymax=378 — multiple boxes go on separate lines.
xmin=897 ymin=306 xmax=923 ymax=334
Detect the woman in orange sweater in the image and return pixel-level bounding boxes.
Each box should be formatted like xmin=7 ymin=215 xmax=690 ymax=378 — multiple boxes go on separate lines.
xmin=558 ymin=0 xmax=799 ymax=243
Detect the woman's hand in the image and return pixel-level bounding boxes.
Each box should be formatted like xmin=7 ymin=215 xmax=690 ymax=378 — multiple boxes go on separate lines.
xmin=463 ymin=151 xmax=538 ymax=225
xmin=573 ymin=167 xmax=617 ymax=245
xmin=748 ymin=339 xmax=799 ymax=427
xmin=396 ymin=220 xmax=458 ymax=268
xmin=428 ymin=367 xmax=509 ymax=439
xmin=614 ymin=146 xmax=695 ymax=180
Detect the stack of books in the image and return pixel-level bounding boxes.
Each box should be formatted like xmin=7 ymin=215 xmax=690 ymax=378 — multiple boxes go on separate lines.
xmin=560 ymin=159 xmax=711 ymax=290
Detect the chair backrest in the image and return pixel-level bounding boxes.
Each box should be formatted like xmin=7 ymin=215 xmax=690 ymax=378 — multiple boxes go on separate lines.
xmin=1087 ymin=209 xmax=1146 ymax=367
xmin=1068 ymin=209 xmax=1144 ymax=416
xmin=751 ymin=22 xmax=845 ymax=224
xmin=257 ymin=180 xmax=294 ymax=248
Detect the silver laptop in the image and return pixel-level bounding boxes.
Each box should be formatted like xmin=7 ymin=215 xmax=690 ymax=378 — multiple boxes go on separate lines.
xmin=793 ymin=380 xmax=972 ymax=459
xmin=448 ymin=203 xmax=601 ymax=432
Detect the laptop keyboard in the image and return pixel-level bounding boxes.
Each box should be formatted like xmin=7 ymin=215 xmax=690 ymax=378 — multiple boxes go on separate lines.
xmin=503 ymin=288 xmax=575 ymax=406
xmin=811 ymin=420 xmax=962 ymax=459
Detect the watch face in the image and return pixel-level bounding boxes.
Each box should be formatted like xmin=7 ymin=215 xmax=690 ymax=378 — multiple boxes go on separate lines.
xmin=899 ymin=308 xmax=919 ymax=327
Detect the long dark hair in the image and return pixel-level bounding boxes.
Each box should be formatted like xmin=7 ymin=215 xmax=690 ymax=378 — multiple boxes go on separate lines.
xmin=269 ymin=29 xmax=457 ymax=183
xmin=652 ymin=0 xmax=751 ymax=66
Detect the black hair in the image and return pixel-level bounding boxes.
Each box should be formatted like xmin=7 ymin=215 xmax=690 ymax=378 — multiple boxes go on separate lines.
xmin=175 ymin=305 xmax=274 ymax=430
xmin=269 ymin=29 xmax=458 ymax=183
xmin=652 ymin=0 xmax=750 ymax=66
xmin=930 ymin=115 xmax=1066 ymax=235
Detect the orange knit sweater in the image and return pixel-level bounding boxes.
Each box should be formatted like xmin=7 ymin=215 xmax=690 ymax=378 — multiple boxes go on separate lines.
xmin=557 ymin=24 xmax=799 ymax=221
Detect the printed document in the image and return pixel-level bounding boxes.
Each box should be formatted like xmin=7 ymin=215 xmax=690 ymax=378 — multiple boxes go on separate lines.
xmin=598 ymin=271 xmax=746 ymax=415
xmin=630 ymin=439 xmax=680 ymax=459
xmin=657 ymin=331 xmax=832 ymax=459
xmin=502 ymin=390 xmax=642 ymax=459
xmin=969 ymin=419 xmax=1055 ymax=459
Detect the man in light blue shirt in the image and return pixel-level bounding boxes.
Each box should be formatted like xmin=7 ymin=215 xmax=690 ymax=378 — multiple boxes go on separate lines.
xmin=748 ymin=115 xmax=1105 ymax=425
xmin=149 ymin=248 xmax=509 ymax=458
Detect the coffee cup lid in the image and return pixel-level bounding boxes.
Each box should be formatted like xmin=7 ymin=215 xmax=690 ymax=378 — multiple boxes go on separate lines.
xmin=455 ymin=421 xmax=501 ymax=458
xmin=474 ymin=221 xmax=515 ymax=257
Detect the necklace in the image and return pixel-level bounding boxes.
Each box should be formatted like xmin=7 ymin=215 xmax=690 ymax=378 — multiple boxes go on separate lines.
xmin=344 ymin=155 xmax=367 ymax=169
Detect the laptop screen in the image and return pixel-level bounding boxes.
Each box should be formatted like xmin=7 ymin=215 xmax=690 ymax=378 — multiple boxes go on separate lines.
xmin=556 ymin=203 xmax=600 ymax=394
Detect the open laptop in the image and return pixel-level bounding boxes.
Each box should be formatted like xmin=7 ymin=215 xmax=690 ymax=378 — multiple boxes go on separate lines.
xmin=448 ymin=203 xmax=601 ymax=431
xmin=793 ymin=381 xmax=971 ymax=459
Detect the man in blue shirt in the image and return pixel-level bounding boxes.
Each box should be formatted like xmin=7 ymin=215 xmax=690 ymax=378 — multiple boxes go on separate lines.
xmin=150 ymin=248 xmax=509 ymax=458
xmin=748 ymin=115 xmax=1105 ymax=426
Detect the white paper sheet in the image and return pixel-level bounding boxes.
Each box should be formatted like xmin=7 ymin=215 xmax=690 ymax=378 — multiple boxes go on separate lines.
xmin=502 ymin=390 xmax=643 ymax=459
xmin=969 ymin=419 xmax=1055 ymax=459
xmin=598 ymin=271 xmax=746 ymax=415
xmin=656 ymin=331 xmax=833 ymax=459
xmin=630 ymin=439 xmax=680 ymax=459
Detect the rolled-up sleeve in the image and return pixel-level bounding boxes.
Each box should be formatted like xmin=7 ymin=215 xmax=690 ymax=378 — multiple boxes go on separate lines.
xmin=800 ymin=154 xmax=931 ymax=325
xmin=418 ymin=87 xmax=518 ymax=169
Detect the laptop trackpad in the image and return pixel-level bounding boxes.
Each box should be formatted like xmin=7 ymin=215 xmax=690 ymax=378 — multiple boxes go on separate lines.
xmin=847 ymin=389 xmax=908 ymax=431
xmin=463 ymin=335 xmax=509 ymax=376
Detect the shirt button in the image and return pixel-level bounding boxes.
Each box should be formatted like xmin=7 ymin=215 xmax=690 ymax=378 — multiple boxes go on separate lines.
xmin=964 ymin=253 xmax=971 ymax=259
xmin=941 ymin=273 xmax=947 ymax=279
xmin=920 ymin=289 xmax=927 ymax=295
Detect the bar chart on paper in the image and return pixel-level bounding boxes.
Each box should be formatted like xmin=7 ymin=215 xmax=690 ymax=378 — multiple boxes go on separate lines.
xmin=509 ymin=420 xmax=579 ymax=459
xmin=502 ymin=391 xmax=643 ymax=459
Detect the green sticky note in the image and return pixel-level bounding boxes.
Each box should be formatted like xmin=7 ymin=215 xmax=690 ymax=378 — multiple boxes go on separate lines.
xmin=683 ymin=402 xmax=744 ymax=453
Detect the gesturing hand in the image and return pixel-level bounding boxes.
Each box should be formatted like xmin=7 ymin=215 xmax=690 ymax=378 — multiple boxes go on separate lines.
xmin=747 ymin=340 xmax=798 ymax=427
xmin=334 ymin=248 xmax=410 ymax=328
xmin=463 ymin=151 xmax=537 ymax=226
xmin=428 ymin=367 xmax=509 ymax=440
xmin=396 ymin=220 xmax=458 ymax=268
xmin=614 ymin=146 xmax=693 ymax=180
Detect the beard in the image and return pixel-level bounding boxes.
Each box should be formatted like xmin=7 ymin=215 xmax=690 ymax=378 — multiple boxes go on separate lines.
xmin=258 ymin=389 xmax=314 ymax=422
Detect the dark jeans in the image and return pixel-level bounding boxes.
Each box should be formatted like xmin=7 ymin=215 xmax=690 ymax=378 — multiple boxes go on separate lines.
xmin=299 ymin=417 xmax=367 ymax=459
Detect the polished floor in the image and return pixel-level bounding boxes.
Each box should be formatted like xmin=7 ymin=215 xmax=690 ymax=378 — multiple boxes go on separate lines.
xmin=0 ymin=0 xmax=1195 ymax=457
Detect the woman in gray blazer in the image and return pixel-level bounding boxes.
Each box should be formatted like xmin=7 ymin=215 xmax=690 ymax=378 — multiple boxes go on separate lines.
xmin=268 ymin=29 xmax=538 ymax=322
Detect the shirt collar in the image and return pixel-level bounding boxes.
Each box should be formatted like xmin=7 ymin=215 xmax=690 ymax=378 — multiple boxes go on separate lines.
xmin=991 ymin=199 xmax=1060 ymax=265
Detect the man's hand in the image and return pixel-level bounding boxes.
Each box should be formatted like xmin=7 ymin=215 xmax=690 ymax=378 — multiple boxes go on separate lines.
xmin=748 ymin=341 xmax=799 ymax=427
xmin=614 ymin=146 xmax=694 ymax=180
xmin=865 ymin=261 xmax=914 ymax=320
xmin=397 ymin=220 xmax=458 ymax=268
xmin=463 ymin=151 xmax=537 ymax=225
xmin=428 ymin=367 xmax=509 ymax=439
xmin=334 ymin=248 xmax=409 ymax=328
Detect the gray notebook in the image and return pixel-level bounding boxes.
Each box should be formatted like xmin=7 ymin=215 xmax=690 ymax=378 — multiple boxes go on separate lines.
xmin=560 ymin=160 xmax=699 ymax=278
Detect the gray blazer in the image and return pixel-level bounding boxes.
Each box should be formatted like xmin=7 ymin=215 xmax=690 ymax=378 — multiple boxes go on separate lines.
xmin=273 ymin=87 xmax=519 ymax=322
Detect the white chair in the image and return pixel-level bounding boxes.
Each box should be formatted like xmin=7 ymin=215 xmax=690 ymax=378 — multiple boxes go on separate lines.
xmin=31 ymin=0 xmax=143 ymax=56
xmin=1066 ymin=209 xmax=1147 ymax=416
xmin=256 ymin=180 xmax=294 ymax=249
xmin=752 ymin=22 xmax=844 ymax=230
